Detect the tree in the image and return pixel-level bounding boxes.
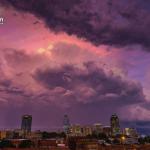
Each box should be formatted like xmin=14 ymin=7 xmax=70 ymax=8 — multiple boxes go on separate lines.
xmin=86 ymin=132 xmax=108 ymax=140
xmin=19 ymin=140 xmax=33 ymax=148
xmin=138 ymin=136 xmax=150 ymax=144
xmin=98 ymin=133 xmax=107 ymax=140
xmin=138 ymin=137 xmax=145 ymax=144
xmin=0 ymin=140 xmax=15 ymax=148
xmin=42 ymin=131 xmax=66 ymax=139
xmin=113 ymin=138 xmax=120 ymax=144
xmin=68 ymin=138 xmax=76 ymax=150
xmin=58 ymin=132 xmax=66 ymax=138
xmin=86 ymin=133 xmax=97 ymax=139
xmin=144 ymin=136 xmax=150 ymax=143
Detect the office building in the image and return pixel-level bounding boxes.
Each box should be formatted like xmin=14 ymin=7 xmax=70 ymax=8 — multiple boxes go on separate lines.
xmin=110 ymin=114 xmax=121 ymax=136
xmin=70 ymin=124 xmax=82 ymax=136
xmin=63 ymin=114 xmax=71 ymax=134
xmin=82 ymin=126 xmax=93 ymax=136
xmin=21 ymin=114 xmax=32 ymax=133
xmin=123 ymin=128 xmax=138 ymax=137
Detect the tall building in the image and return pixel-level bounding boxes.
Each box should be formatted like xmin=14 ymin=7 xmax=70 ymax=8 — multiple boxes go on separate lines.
xmin=63 ymin=114 xmax=70 ymax=134
xmin=93 ymin=123 xmax=103 ymax=135
xmin=21 ymin=115 xmax=32 ymax=133
xmin=70 ymin=124 xmax=82 ymax=136
xmin=110 ymin=114 xmax=121 ymax=136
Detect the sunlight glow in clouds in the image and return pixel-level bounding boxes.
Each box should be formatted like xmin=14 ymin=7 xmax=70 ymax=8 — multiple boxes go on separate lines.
xmin=37 ymin=44 xmax=54 ymax=56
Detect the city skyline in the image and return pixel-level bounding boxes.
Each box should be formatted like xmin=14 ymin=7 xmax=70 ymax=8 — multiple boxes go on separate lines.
xmin=0 ymin=0 xmax=150 ymax=135
xmin=0 ymin=113 xmax=141 ymax=136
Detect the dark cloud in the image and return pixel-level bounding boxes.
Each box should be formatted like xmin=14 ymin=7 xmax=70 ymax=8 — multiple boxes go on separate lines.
xmin=1 ymin=0 xmax=150 ymax=48
xmin=33 ymin=62 xmax=145 ymax=106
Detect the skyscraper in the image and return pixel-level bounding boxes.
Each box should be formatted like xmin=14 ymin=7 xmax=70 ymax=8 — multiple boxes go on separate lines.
xmin=110 ymin=114 xmax=121 ymax=136
xmin=63 ymin=114 xmax=70 ymax=134
xmin=21 ymin=115 xmax=32 ymax=133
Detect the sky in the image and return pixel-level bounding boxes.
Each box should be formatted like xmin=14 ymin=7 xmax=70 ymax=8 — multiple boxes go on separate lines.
xmin=0 ymin=0 xmax=150 ymax=133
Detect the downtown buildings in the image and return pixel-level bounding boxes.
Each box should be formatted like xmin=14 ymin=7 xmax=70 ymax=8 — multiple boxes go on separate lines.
xmin=64 ymin=114 xmax=138 ymax=139
xmin=0 ymin=114 xmax=145 ymax=150
xmin=0 ymin=113 xmax=139 ymax=139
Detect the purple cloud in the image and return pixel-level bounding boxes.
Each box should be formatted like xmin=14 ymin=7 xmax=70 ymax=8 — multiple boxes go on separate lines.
xmin=0 ymin=47 xmax=146 ymax=129
xmin=1 ymin=0 xmax=150 ymax=48
xmin=34 ymin=62 xmax=145 ymax=106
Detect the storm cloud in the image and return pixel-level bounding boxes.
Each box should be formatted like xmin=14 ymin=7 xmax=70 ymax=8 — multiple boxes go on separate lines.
xmin=0 ymin=0 xmax=149 ymax=129
xmin=34 ymin=62 xmax=145 ymax=106
xmin=1 ymin=0 xmax=150 ymax=48
xmin=0 ymin=46 xmax=146 ymax=128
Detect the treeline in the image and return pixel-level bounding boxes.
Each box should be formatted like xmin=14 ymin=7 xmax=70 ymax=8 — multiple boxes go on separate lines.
xmin=41 ymin=131 xmax=66 ymax=139
xmin=138 ymin=136 xmax=150 ymax=144
xmin=0 ymin=140 xmax=34 ymax=148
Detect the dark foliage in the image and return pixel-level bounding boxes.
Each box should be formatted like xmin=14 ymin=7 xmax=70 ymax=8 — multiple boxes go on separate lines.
xmin=19 ymin=140 xmax=34 ymax=148
xmin=0 ymin=140 xmax=15 ymax=148
xmin=42 ymin=131 xmax=66 ymax=139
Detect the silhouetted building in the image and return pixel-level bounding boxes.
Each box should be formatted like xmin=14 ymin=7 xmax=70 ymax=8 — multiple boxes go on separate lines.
xmin=103 ymin=126 xmax=111 ymax=136
xmin=21 ymin=115 xmax=32 ymax=133
xmin=93 ymin=123 xmax=103 ymax=135
xmin=110 ymin=114 xmax=121 ymax=136
xmin=63 ymin=114 xmax=70 ymax=134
